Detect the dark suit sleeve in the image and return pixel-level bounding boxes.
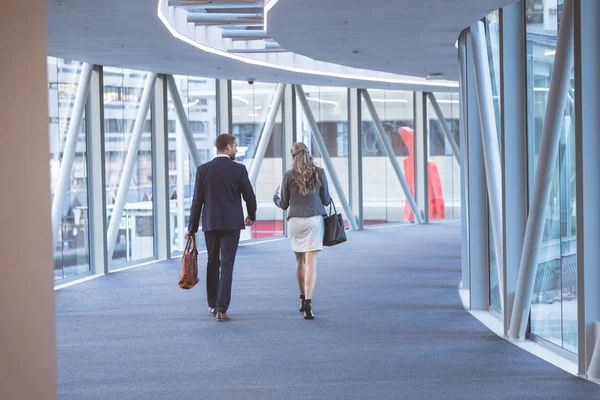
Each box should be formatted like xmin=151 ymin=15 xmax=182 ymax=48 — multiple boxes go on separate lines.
xmin=273 ymin=173 xmax=290 ymax=210
xmin=239 ymin=166 xmax=257 ymax=221
xmin=187 ymin=166 xmax=204 ymax=233
xmin=320 ymin=169 xmax=331 ymax=206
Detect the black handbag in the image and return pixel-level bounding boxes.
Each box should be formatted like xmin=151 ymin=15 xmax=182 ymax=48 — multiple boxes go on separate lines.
xmin=323 ymin=200 xmax=347 ymax=247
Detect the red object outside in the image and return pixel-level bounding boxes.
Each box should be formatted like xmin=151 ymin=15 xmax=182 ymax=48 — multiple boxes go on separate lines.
xmin=398 ymin=127 xmax=445 ymax=222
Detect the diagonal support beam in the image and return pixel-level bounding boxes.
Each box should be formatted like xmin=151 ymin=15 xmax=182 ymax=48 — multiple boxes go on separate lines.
xmin=51 ymin=62 xmax=93 ymax=249
xmin=294 ymin=84 xmax=359 ymax=231
xmin=509 ymin=0 xmax=574 ymax=340
xmin=167 ymin=75 xmax=203 ymax=170
xmin=107 ymin=73 xmax=157 ymax=261
xmin=427 ymin=92 xmax=461 ymax=166
xmin=361 ymin=88 xmax=424 ymax=224
xmin=470 ymin=20 xmax=504 ymax=313
xmin=249 ymin=83 xmax=285 ymax=187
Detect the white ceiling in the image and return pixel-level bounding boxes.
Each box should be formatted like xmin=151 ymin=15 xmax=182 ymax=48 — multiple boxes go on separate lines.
xmin=47 ymin=0 xmax=515 ymax=91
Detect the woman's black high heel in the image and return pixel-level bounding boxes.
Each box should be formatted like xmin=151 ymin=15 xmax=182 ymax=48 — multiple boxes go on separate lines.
xmin=303 ymin=299 xmax=314 ymax=320
xmin=299 ymin=294 xmax=306 ymax=312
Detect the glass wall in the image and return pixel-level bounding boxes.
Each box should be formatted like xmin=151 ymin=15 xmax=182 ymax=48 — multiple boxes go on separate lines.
xmin=103 ymin=67 xmax=155 ymax=268
xmin=48 ymin=57 xmax=91 ymax=281
xmin=167 ymin=75 xmax=216 ymax=255
xmin=526 ymin=0 xmax=577 ymax=353
xmin=232 ymin=80 xmax=284 ymax=240
xmin=361 ymin=89 xmax=413 ymax=225
xmin=297 ymin=86 xmax=349 ymax=226
xmin=427 ymin=92 xmax=461 ymax=221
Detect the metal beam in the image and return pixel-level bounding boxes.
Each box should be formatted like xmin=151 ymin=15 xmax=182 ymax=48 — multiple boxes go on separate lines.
xmin=51 ymin=62 xmax=93 ymax=249
xmin=348 ymin=88 xmax=364 ymax=230
xmin=574 ymin=0 xmax=600 ymax=378
xmin=294 ymin=84 xmax=359 ymax=231
xmin=86 ymin=65 xmax=108 ymax=276
xmin=216 ymin=79 xmax=232 ymax=136
xmin=152 ymin=74 xmax=170 ymax=261
xmin=500 ymin=2 xmax=528 ymax=338
xmin=106 ymin=73 xmax=157 ymax=261
xmin=249 ymin=83 xmax=285 ymax=187
xmin=470 ymin=20 xmax=504 ymax=313
xmin=222 ymin=29 xmax=269 ymax=40
xmin=361 ymin=88 xmax=424 ymax=224
xmin=414 ymin=92 xmax=429 ymax=223
xmin=465 ymin=30 xmax=489 ymax=310
xmin=166 ymin=75 xmax=203 ymax=170
xmin=427 ymin=92 xmax=461 ymax=166
xmin=508 ymin=0 xmax=574 ymax=340
xmin=458 ymin=31 xmax=470 ymax=290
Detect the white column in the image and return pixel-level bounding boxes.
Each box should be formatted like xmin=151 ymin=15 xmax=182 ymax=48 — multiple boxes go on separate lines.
xmin=574 ymin=0 xmax=600 ymax=378
xmin=470 ymin=20 xmax=504 ymax=312
xmin=509 ymin=0 xmax=574 ymax=340
xmin=87 ymin=65 xmax=108 ymax=275
xmin=458 ymin=31 xmax=470 ymax=289
xmin=466 ymin=31 xmax=490 ymax=310
xmin=249 ymin=83 xmax=286 ymax=186
xmin=153 ymin=74 xmax=170 ymax=260
xmin=106 ymin=73 xmax=157 ymax=261
xmin=349 ymin=88 xmax=364 ymax=230
xmin=295 ymin=84 xmax=359 ymax=231
xmin=176 ymin=105 xmax=186 ymax=252
xmin=500 ymin=2 xmax=528 ymax=338
xmin=414 ymin=92 xmax=429 ymax=223
xmin=51 ymin=62 xmax=93 ymax=248
xmin=282 ymin=85 xmax=296 ymax=233
xmin=0 ymin=1 xmax=57 ymax=398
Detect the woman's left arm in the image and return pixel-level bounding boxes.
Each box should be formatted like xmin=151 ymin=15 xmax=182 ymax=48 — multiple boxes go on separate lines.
xmin=319 ymin=169 xmax=331 ymax=206
xmin=273 ymin=174 xmax=290 ymax=210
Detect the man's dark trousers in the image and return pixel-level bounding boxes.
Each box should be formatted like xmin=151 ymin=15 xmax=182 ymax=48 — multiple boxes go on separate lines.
xmin=204 ymin=229 xmax=241 ymax=313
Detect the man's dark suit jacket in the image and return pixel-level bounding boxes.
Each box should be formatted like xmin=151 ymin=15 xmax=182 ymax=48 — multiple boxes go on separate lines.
xmin=187 ymin=156 xmax=257 ymax=233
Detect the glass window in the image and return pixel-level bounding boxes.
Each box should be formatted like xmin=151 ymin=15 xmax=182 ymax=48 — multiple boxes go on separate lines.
xmin=232 ymin=80 xmax=285 ymax=240
xmin=103 ymin=67 xmax=155 ymax=268
xmin=48 ymin=57 xmax=91 ymax=281
xmin=361 ymin=89 xmax=413 ymax=225
xmin=526 ymin=0 xmax=577 ymax=353
xmin=167 ymin=75 xmax=217 ymax=256
xmin=427 ymin=92 xmax=461 ymax=221
xmin=297 ymin=86 xmax=349 ymax=226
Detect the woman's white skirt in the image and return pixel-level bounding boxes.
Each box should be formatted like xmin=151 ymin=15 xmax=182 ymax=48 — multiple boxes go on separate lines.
xmin=288 ymin=215 xmax=324 ymax=252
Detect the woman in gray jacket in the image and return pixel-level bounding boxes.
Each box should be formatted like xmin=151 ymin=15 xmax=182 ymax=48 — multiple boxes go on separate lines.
xmin=274 ymin=142 xmax=331 ymax=320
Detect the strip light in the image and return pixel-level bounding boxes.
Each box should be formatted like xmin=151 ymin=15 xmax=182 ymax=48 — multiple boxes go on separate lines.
xmin=305 ymin=96 xmax=338 ymax=106
xmin=157 ymin=0 xmax=459 ymax=88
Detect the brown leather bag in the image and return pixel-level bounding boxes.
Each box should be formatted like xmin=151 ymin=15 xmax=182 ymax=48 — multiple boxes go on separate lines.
xmin=178 ymin=235 xmax=199 ymax=289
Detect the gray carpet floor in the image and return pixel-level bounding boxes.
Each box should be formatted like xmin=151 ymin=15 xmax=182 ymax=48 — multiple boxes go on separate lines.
xmin=56 ymin=221 xmax=600 ymax=399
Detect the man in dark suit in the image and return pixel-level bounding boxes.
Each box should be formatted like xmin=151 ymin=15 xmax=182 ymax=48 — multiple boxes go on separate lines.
xmin=187 ymin=133 xmax=257 ymax=322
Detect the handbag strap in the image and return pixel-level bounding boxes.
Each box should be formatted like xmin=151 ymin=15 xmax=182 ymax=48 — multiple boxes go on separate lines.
xmin=184 ymin=235 xmax=198 ymax=255
xmin=328 ymin=199 xmax=338 ymax=216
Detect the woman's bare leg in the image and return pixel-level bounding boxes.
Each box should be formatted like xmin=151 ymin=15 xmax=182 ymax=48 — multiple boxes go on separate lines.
xmin=304 ymin=251 xmax=319 ymax=300
xmin=294 ymin=252 xmax=306 ymax=295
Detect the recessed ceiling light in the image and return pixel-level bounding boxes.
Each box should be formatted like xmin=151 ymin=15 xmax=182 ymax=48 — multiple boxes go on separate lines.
xmin=352 ymin=50 xmax=360 ymax=55
xmin=426 ymin=72 xmax=444 ymax=80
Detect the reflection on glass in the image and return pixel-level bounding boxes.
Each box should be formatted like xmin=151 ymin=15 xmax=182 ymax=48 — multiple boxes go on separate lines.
xmin=297 ymin=86 xmax=349 ymax=226
xmin=48 ymin=57 xmax=91 ymax=281
xmin=167 ymin=76 xmax=216 ymax=255
xmin=428 ymin=92 xmax=461 ymax=220
xmin=103 ymin=67 xmax=155 ymax=268
xmin=526 ymin=0 xmax=577 ymax=353
xmin=232 ymin=81 xmax=284 ymax=240
xmin=361 ymin=90 xmax=413 ymax=224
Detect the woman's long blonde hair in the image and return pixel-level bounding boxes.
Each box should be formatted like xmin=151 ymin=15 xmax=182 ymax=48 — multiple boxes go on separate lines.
xmin=291 ymin=142 xmax=320 ymax=196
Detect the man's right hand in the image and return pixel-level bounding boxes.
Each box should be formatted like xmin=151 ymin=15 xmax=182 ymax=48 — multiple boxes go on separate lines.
xmin=245 ymin=218 xmax=254 ymax=226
